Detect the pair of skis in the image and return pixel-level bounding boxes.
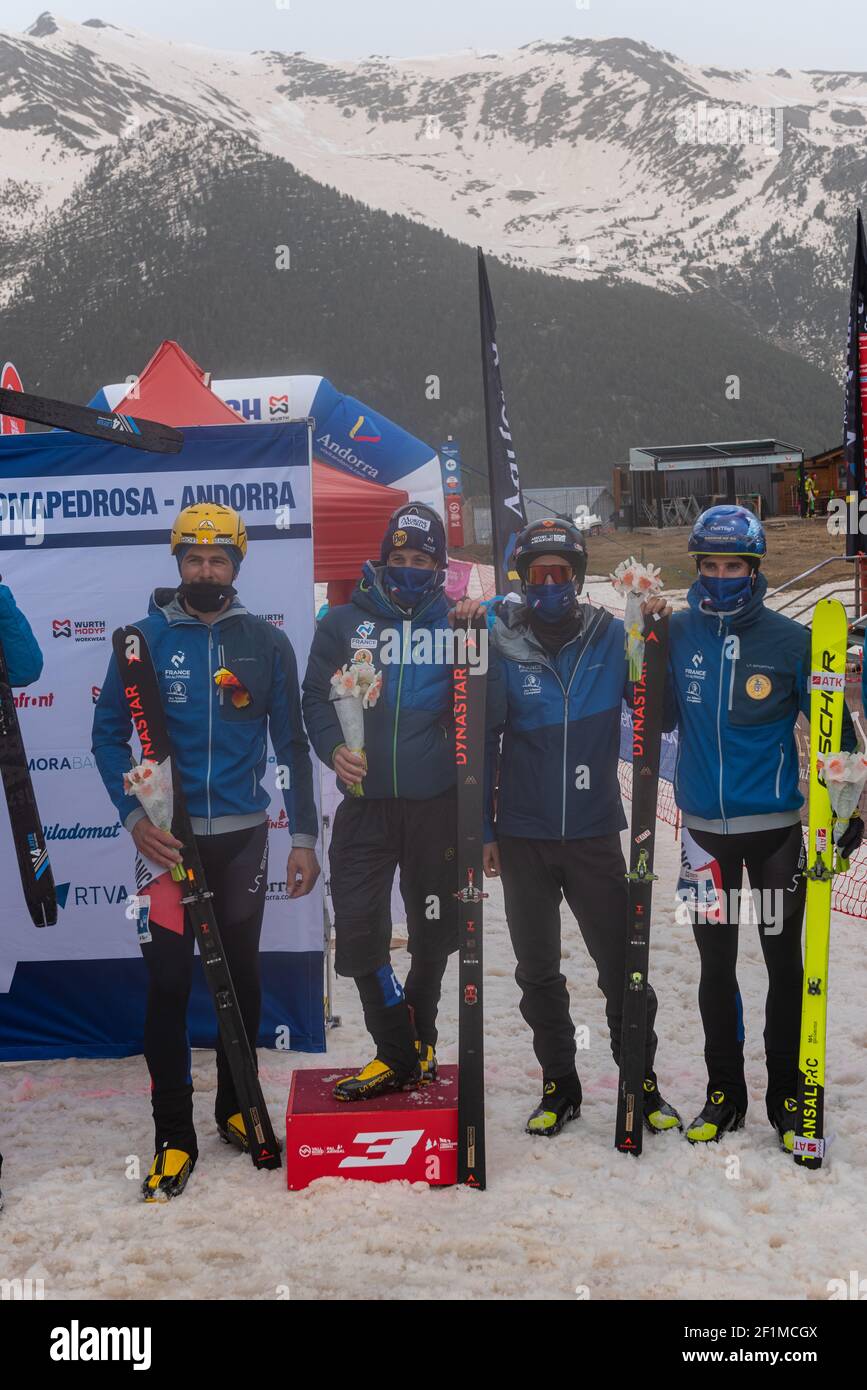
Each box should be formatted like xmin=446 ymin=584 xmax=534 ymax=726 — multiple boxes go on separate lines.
xmin=453 ymin=621 xmax=488 ymax=1189
xmin=113 ymin=626 xmax=281 ymax=1171
xmin=615 ymin=614 xmax=669 ymax=1155
xmin=794 ymin=597 xmax=848 ymax=1169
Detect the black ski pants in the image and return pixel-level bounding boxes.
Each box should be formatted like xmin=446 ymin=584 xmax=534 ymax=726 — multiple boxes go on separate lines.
xmin=498 ymin=832 xmax=658 ymax=1081
xmin=140 ymin=822 xmax=268 ymax=1157
xmin=688 ymin=823 xmax=806 ymax=1118
xmin=329 ymin=793 xmax=457 ymax=1068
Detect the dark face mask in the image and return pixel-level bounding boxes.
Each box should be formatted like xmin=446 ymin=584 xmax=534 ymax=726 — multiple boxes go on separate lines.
xmin=525 ymin=580 xmax=578 ymax=623
xmin=384 ymin=565 xmax=443 ymax=610
xmin=695 ymin=573 xmax=754 ymax=613
xmin=179 ymin=579 xmax=236 ymax=613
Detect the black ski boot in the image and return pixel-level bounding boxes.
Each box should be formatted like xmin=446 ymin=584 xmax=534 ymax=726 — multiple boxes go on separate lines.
xmin=142 ymin=1143 xmax=195 ymax=1202
xmin=333 ymin=1057 xmax=421 ymax=1102
xmin=526 ymin=1074 xmax=582 ymax=1137
xmin=641 ymin=1075 xmax=683 ymax=1134
xmin=770 ymin=1097 xmax=798 ymax=1154
xmin=686 ymin=1090 xmax=746 ymax=1144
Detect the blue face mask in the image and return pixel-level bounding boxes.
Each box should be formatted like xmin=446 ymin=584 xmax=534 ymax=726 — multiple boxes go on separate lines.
xmin=384 ymin=565 xmax=443 ymax=610
xmin=526 ymin=580 xmax=578 ymax=622
xmin=696 ymin=573 xmax=754 ymax=613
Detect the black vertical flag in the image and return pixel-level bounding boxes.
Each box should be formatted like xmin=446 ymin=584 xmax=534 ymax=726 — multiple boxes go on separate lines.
xmin=844 ymin=209 xmax=867 ymax=556
xmin=478 ymin=249 xmax=526 ymax=593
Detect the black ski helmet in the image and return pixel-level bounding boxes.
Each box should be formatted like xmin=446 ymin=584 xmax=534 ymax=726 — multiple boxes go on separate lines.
xmin=380 ymin=502 xmax=447 ymax=567
xmin=512 ymin=518 xmax=588 ymax=587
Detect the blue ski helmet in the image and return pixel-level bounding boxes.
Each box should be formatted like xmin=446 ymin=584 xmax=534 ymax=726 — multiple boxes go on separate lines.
xmin=687 ymin=505 xmax=766 ymax=567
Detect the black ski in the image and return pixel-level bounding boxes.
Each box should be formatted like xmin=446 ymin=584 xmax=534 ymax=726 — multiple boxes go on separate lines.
xmin=453 ymin=621 xmax=487 ymax=1188
xmin=0 ymin=635 xmax=56 ymax=927
xmin=615 ymin=613 xmax=669 ymax=1155
xmin=0 ymin=387 xmax=184 ymax=455
xmin=113 ymin=624 xmax=281 ymax=1170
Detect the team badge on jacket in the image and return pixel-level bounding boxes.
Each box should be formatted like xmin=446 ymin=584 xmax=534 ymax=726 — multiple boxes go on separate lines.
xmin=746 ymin=674 xmax=772 ymax=700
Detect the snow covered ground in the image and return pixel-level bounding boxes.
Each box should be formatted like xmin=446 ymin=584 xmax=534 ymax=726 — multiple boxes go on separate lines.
xmin=2 ymin=823 xmax=865 ymax=1302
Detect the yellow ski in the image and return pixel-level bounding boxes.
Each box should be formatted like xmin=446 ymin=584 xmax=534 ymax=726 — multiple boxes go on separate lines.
xmin=794 ymin=598 xmax=848 ymax=1169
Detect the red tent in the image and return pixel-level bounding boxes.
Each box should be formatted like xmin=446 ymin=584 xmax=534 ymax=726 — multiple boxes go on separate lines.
xmin=113 ymin=341 xmax=408 ymax=588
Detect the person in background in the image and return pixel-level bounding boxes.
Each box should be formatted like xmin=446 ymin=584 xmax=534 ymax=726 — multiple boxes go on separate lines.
xmin=0 ymin=578 xmax=45 ymax=1210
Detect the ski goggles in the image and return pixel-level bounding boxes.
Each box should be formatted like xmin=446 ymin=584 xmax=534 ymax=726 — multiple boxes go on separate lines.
xmin=526 ymin=562 xmax=574 ymax=586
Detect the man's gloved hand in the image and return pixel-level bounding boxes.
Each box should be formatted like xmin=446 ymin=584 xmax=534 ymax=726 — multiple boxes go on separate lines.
xmin=836 ymin=813 xmax=864 ymax=860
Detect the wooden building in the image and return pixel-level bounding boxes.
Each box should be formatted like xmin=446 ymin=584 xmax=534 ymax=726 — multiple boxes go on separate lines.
xmin=618 ymin=439 xmax=804 ymax=529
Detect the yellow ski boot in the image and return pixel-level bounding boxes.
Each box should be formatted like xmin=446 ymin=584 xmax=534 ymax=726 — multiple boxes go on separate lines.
xmin=142 ymin=1144 xmax=194 ymax=1202
xmin=333 ymin=1057 xmax=421 ymax=1102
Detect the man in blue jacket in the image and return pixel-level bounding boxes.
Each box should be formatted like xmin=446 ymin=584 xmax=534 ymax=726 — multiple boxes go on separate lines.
xmin=0 ymin=579 xmax=44 ymax=1212
xmin=483 ymin=519 xmax=681 ymax=1139
xmin=93 ymin=503 xmax=319 ymax=1199
xmin=303 ymin=502 xmax=479 ymax=1101
xmin=667 ymin=505 xmax=860 ymax=1150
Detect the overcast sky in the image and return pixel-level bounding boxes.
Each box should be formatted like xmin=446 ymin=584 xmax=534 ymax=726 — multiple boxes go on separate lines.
xmin=3 ymin=1 xmax=866 ymax=69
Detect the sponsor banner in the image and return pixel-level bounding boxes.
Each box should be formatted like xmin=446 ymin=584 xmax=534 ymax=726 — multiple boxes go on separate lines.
xmin=478 ymin=251 xmax=526 ymax=591
xmin=446 ymin=495 xmax=464 ymax=546
xmin=206 ymin=375 xmax=446 ymax=520
xmin=439 ymin=439 xmax=464 ymax=498
xmin=0 ymin=362 xmax=24 ymax=435
xmin=0 ymin=422 xmax=323 ymax=1057
xmin=445 ymin=557 xmax=474 ymax=601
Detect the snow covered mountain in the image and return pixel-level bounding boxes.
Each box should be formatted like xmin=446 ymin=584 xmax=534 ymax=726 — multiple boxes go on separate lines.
xmin=2 ymin=13 xmax=865 ymax=373
xmin=0 ymin=12 xmax=857 ymax=485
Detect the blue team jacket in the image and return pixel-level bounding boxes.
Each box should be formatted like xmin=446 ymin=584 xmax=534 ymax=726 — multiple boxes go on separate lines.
xmin=92 ymin=589 xmax=317 ymax=844
xmin=666 ymin=573 xmax=854 ymax=834
xmin=0 ymin=584 xmax=43 ymax=686
xmin=302 ymin=564 xmax=456 ymax=800
xmin=486 ymin=601 xmax=629 ymax=841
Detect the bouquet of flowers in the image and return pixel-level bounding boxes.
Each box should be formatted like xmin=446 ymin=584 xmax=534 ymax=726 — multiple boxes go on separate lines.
xmin=610 ymin=557 xmax=664 ymax=681
xmin=816 ymin=750 xmax=867 ymax=858
xmin=124 ymin=758 xmax=185 ymax=881
xmin=329 ymin=651 xmax=382 ymax=797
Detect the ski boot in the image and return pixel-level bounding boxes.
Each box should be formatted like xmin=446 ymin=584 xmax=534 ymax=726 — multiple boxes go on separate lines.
xmin=333 ymin=1057 xmax=421 ymax=1102
xmin=685 ymin=1090 xmax=746 ymax=1144
xmin=416 ymin=1041 xmax=438 ymax=1084
xmin=526 ymin=1075 xmax=582 ymax=1137
xmin=770 ymin=1098 xmax=798 ymax=1154
xmin=641 ymin=1076 xmax=683 ymax=1134
xmin=142 ymin=1144 xmax=195 ymax=1202
xmin=216 ymin=1112 xmax=283 ymax=1155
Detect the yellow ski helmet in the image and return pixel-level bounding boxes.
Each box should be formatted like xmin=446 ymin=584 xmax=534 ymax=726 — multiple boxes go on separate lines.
xmin=170 ymin=503 xmax=248 ymax=564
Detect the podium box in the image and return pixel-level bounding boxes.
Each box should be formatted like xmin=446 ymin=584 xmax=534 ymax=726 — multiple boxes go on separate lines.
xmin=286 ymin=1066 xmax=458 ymax=1189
